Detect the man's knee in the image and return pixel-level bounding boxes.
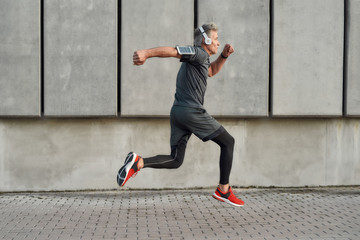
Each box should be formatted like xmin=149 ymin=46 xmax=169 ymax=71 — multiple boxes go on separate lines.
xmin=170 ymin=140 xmax=187 ymax=169
xmin=227 ymin=133 xmax=234 ymax=144
xmin=169 ymin=149 xmax=185 ymax=169
xmin=228 ymin=134 xmax=235 ymax=150
xmin=173 ymin=155 xmax=184 ymax=169
xmin=220 ymin=131 xmax=235 ymax=150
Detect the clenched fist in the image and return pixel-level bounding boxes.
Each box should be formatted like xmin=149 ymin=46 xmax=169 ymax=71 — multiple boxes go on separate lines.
xmin=133 ymin=50 xmax=147 ymax=65
xmin=221 ymin=44 xmax=234 ymax=58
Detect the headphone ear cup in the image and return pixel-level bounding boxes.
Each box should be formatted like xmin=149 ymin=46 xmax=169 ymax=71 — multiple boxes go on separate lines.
xmin=200 ymin=26 xmax=212 ymax=45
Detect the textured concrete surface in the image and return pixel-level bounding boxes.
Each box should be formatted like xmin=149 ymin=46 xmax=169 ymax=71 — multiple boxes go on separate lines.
xmin=272 ymin=0 xmax=344 ymax=116
xmin=199 ymin=0 xmax=269 ymax=117
xmin=44 ymin=0 xmax=117 ymax=116
xmin=0 ymin=0 xmax=40 ymax=116
xmin=1 ymin=187 xmax=359 ymax=239
xmin=121 ymin=0 xmax=194 ymax=116
xmin=346 ymin=0 xmax=360 ymax=116
xmin=1 ymin=119 xmax=359 ymax=192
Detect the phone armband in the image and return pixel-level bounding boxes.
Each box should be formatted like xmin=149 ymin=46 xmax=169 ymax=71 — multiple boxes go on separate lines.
xmin=176 ymin=45 xmax=195 ymax=55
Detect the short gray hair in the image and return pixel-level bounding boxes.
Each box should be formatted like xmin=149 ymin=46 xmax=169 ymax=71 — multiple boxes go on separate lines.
xmin=194 ymin=23 xmax=218 ymax=46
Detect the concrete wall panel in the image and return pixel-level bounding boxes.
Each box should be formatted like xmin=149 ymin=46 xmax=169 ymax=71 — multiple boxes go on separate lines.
xmin=121 ymin=0 xmax=194 ymax=116
xmin=0 ymin=0 xmax=40 ymax=116
xmin=346 ymin=0 xmax=360 ymax=116
xmin=1 ymin=119 xmax=359 ymax=191
xmin=238 ymin=120 xmax=327 ymax=186
xmin=199 ymin=0 xmax=270 ymax=117
xmin=325 ymin=120 xmax=360 ymax=185
xmin=272 ymin=0 xmax=343 ymax=116
xmin=44 ymin=0 xmax=117 ymax=116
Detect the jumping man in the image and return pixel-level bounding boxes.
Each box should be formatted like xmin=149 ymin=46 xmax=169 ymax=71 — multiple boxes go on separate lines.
xmin=117 ymin=23 xmax=244 ymax=207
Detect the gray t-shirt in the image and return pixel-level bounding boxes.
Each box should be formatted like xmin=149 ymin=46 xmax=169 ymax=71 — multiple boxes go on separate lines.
xmin=173 ymin=46 xmax=210 ymax=109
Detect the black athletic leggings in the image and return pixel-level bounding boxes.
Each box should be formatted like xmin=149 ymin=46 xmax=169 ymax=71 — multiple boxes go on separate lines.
xmin=142 ymin=130 xmax=234 ymax=185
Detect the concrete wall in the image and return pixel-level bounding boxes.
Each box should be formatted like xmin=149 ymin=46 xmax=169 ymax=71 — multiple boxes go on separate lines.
xmin=0 ymin=119 xmax=359 ymax=191
xmin=0 ymin=0 xmax=40 ymax=116
xmin=1 ymin=0 xmax=360 ymax=191
xmin=346 ymin=0 xmax=360 ymax=116
xmin=44 ymin=0 xmax=117 ymax=116
xmin=272 ymin=0 xmax=344 ymax=116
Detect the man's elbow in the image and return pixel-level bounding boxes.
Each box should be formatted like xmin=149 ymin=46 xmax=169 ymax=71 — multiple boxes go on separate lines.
xmin=208 ymin=68 xmax=214 ymax=77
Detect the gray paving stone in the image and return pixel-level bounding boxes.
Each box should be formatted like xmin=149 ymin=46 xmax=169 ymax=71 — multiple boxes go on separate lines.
xmin=0 ymin=187 xmax=359 ymax=239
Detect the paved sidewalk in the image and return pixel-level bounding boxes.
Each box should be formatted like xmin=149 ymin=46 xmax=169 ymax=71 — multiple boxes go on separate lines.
xmin=0 ymin=187 xmax=359 ymax=240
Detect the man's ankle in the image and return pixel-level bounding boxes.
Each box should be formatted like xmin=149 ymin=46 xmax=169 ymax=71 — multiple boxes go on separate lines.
xmin=218 ymin=184 xmax=229 ymax=193
xmin=137 ymin=157 xmax=144 ymax=170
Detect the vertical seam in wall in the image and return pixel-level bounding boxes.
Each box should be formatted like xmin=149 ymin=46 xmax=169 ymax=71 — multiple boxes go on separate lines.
xmin=324 ymin=120 xmax=328 ymax=185
xmin=40 ymin=0 xmax=44 ymax=117
xmin=194 ymin=0 xmax=198 ymax=29
xmin=269 ymin=0 xmax=273 ymax=117
xmin=118 ymin=0 xmax=121 ymax=116
xmin=343 ymin=0 xmax=349 ymax=117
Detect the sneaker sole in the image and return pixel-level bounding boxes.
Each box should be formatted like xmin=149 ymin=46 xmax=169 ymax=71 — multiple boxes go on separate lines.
xmin=117 ymin=152 xmax=138 ymax=186
xmin=212 ymin=193 xmax=244 ymax=207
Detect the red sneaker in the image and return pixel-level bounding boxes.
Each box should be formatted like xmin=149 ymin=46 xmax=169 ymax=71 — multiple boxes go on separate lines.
xmin=213 ymin=186 xmax=245 ymax=207
xmin=117 ymin=152 xmax=140 ymax=187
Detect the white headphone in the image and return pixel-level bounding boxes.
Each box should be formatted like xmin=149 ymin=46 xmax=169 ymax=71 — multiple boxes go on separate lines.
xmin=199 ymin=26 xmax=212 ymax=45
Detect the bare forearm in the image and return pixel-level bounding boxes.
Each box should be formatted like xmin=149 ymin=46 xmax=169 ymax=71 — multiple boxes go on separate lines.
xmin=209 ymin=56 xmax=226 ymax=77
xmin=208 ymin=44 xmax=234 ymax=77
xmin=145 ymin=47 xmax=179 ymax=58
xmin=133 ymin=46 xmax=180 ymax=65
